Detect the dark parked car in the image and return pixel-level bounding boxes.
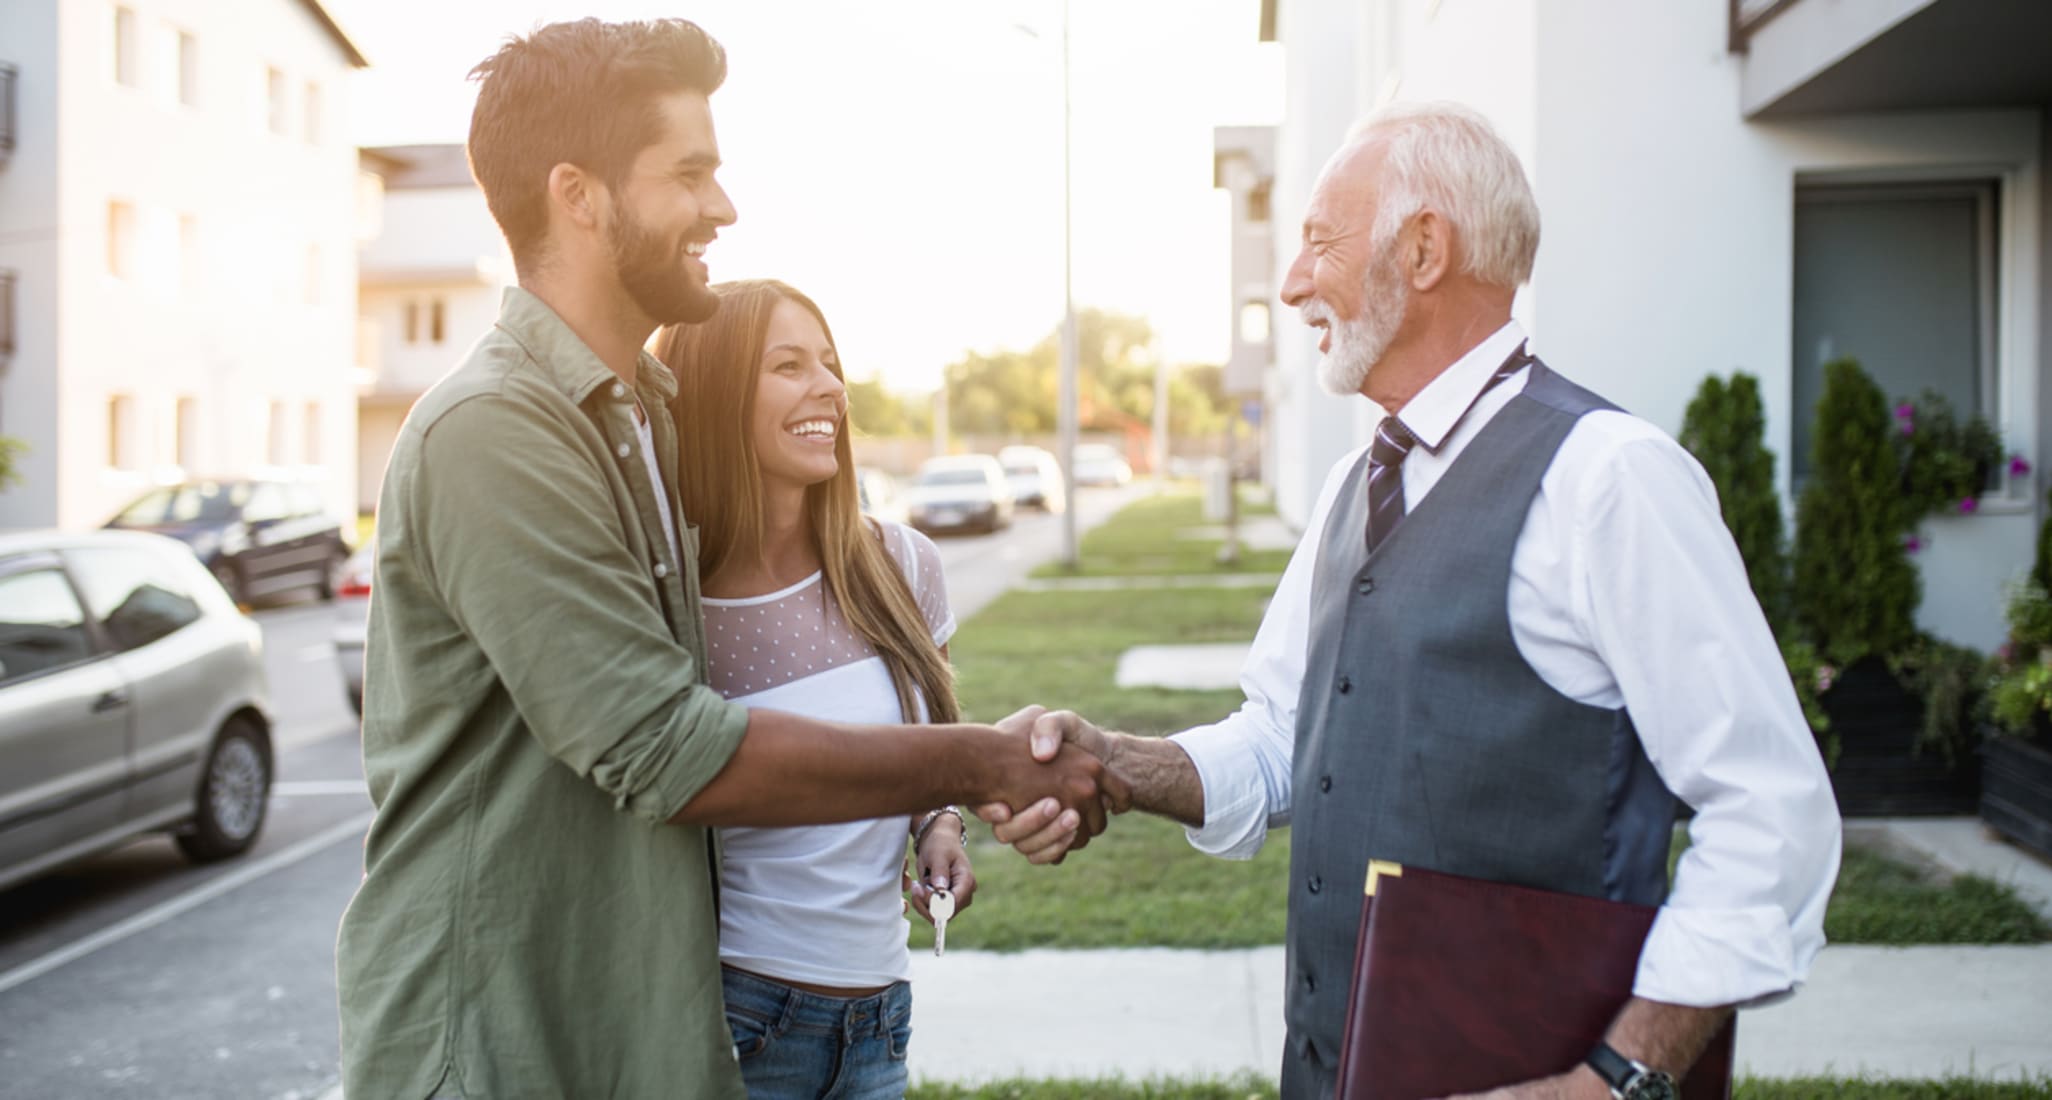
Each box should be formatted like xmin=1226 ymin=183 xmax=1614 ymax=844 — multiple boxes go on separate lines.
xmin=105 ymin=478 xmax=350 ymax=607
xmin=0 ymin=530 xmax=273 ymax=892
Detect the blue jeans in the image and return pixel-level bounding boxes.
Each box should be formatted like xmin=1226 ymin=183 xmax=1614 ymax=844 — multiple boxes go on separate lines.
xmin=721 ymin=967 xmax=913 ymax=1100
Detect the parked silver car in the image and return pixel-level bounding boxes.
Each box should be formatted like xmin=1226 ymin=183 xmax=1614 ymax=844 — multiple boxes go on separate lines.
xmin=998 ymin=445 xmax=1067 ymax=513
xmin=0 ymin=530 xmax=273 ymax=892
xmin=905 ymin=455 xmax=1016 ymax=535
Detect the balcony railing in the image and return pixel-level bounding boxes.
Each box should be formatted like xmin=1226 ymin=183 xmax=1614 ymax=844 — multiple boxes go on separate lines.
xmin=1 ymin=269 xmax=16 ymax=364
xmin=0 ymin=63 xmax=16 ymax=164
xmin=1728 ymin=0 xmax=1802 ymax=53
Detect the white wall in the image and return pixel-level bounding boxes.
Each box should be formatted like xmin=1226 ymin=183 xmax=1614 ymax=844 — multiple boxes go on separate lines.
xmin=51 ymin=0 xmax=361 ymax=529
xmin=0 ymin=0 xmax=62 ymax=529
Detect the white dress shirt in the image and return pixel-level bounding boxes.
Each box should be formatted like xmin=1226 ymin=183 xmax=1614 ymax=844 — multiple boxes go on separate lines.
xmin=1171 ymin=320 xmax=1842 ymax=1009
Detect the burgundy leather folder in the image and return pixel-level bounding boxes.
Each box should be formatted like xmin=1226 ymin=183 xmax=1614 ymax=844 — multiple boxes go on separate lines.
xmin=1333 ymin=862 xmax=1735 ymax=1100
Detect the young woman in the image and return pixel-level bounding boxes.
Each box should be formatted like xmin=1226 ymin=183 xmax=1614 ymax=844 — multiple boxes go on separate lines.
xmin=655 ymin=280 xmax=972 ymax=1100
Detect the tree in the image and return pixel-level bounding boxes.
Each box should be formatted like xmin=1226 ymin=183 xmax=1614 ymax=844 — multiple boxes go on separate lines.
xmin=1678 ymin=372 xmax=1790 ymax=636
xmin=1791 ymin=359 xmax=1919 ymax=664
xmin=940 ymin=308 xmax=1224 ymax=439
xmin=845 ymin=378 xmax=930 ymax=439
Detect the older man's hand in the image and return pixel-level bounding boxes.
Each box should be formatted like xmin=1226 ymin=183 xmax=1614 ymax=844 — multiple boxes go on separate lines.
xmin=974 ymin=706 xmax=1128 ymax=864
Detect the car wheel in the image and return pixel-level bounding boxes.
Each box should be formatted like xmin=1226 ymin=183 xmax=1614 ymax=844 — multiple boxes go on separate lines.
xmin=317 ymin=546 xmax=347 ymax=602
xmin=210 ymin=558 xmax=247 ymax=607
xmin=176 ymin=718 xmax=272 ymax=863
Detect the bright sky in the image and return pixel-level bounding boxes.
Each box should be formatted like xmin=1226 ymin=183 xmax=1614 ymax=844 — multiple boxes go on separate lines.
xmin=322 ymin=0 xmax=1284 ymax=392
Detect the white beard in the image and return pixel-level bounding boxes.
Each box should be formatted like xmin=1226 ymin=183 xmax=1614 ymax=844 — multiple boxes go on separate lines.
xmin=1311 ymin=233 xmax=1410 ymax=396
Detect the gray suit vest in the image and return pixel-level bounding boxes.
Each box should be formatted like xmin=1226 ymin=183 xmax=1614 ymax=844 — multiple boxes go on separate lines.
xmin=1278 ymin=362 xmax=1679 ymax=1094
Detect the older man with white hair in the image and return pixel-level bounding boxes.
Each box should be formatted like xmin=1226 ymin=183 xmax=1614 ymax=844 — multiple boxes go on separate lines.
xmin=984 ymin=102 xmax=1842 ymax=1100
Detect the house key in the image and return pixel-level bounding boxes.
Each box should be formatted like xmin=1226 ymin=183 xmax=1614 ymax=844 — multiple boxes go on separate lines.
xmin=929 ymin=887 xmax=955 ymax=956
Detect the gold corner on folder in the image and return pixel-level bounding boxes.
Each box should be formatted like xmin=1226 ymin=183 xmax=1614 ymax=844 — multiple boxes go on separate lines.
xmin=1364 ymin=860 xmax=1404 ymax=897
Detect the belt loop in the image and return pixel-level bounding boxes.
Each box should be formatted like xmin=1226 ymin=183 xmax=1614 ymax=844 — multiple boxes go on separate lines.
xmin=776 ymin=982 xmax=802 ymax=1036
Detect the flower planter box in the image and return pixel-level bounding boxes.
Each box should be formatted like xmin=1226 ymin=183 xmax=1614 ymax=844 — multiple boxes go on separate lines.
xmin=1980 ymin=735 xmax=2052 ymax=861
xmin=1819 ymin=657 xmax=1980 ymax=817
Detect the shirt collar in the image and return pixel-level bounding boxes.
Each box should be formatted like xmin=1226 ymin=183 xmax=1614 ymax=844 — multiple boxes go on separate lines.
xmin=1393 ymin=319 xmax=1528 ymax=456
xmin=493 ymin=286 xmax=680 ymax=408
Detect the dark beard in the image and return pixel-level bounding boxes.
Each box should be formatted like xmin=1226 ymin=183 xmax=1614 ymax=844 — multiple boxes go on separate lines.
xmin=608 ymin=206 xmax=716 ymax=326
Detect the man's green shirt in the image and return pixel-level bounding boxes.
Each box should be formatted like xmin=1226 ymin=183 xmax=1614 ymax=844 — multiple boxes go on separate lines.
xmin=337 ymin=288 xmax=751 ymax=1099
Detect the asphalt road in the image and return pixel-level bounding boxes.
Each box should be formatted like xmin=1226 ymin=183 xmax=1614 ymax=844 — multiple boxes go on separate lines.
xmin=0 ymin=485 xmax=1143 ymax=1100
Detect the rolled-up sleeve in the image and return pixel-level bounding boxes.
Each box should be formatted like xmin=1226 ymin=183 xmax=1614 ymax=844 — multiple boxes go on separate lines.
xmin=1571 ymin=435 xmax=1842 ymax=1007
xmin=411 ymin=394 xmax=749 ymax=823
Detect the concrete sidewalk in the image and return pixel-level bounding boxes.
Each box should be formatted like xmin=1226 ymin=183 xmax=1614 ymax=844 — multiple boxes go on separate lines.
xmin=904 ymin=942 xmax=2052 ymax=1086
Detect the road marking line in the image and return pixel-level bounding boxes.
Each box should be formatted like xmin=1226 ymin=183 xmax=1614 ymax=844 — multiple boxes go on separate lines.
xmin=0 ymin=810 xmax=374 ymax=996
xmin=273 ymin=780 xmax=370 ymax=797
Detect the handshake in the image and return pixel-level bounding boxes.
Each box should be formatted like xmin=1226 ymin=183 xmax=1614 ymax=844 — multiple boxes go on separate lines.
xmin=966 ymin=705 xmax=1199 ymax=865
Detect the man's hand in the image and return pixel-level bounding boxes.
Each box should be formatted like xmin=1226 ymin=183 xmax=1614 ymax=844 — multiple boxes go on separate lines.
xmin=976 ymin=706 xmax=1130 ymax=857
xmin=975 ymin=706 xmax=1123 ymax=865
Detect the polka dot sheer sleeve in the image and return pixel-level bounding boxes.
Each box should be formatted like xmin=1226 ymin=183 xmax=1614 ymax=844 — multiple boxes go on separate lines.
xmin=881 ymin=521 xmax=956 ymax=647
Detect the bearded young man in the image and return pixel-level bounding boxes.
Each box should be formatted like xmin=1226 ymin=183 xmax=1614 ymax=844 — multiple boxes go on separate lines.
xmin=985 ymin=102 xmax=1842 ymax=1100
xmin=335 ymin=20 xmax=1124 ymax=1098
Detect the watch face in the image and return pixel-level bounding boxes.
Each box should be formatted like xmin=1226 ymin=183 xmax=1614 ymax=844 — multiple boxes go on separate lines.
xmin=1623 ymin=1071 xmax=1679 ymax=1100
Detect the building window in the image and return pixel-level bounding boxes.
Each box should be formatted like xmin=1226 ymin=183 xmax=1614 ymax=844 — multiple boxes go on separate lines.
xmin=1239 ymin=301 xmax=1271 ymax=345
xmin=114 ymin=6 xmax=141 ymax=88
xmin=266 ymin=67 xmax=289 ymax=136
xmin=404 ymin=300 xmax=419 ymax=344
xmin=176 ymin=30 xmax=199 ymax=107
xmin=304 ymin=81 xmax=322 ymax=144
xmin=107 ymin=200 xmax=136 ymax=279
xmin=1247 ymin=182 xmax=1271 ymax=224
xmin=1791 ymin=181 xmax=1998 ymax=483
xmin=108 ymin=394 xmax=138 ymax=469
xmin=267 ymin=401 xmax=290 ymax=465
xmin=303 ymin=403 xmax=321 ymax=464
xmin=430 ymin=299 xmax=446 ymax=344
xmin=177 ymin=214 xmax=200 ymax=297
xmin=174 ymin=396 xmax=199 ymax=471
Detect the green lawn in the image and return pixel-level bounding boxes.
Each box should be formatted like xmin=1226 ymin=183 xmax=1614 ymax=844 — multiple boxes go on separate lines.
xmin=1823 ymin=845 xmax=2050 ymax=945
xmin=1028 ymin=490 xmax=1292 ymax=579
xmin=1736 ymin=1079 xmax=2052 ymax=1099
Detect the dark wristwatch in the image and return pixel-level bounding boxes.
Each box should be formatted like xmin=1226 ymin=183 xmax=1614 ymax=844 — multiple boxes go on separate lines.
xmin=1585 ymin=1041 xmax=1678 ymax=1100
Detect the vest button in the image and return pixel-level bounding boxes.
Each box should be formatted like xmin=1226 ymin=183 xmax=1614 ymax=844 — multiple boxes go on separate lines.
xmin=1336 ymin=676 xmax=1352 ymax=695
xmin=1356 ymin=577 xmax=1375 ymax=595
xmin=1319 ymin=775 xmax=1332 ymax=793
xmin=1307 ymin=875 xmax=1323 ymax=894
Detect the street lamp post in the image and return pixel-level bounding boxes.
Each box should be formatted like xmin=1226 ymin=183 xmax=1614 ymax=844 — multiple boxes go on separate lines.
xmin=1056 ymin=0 xmax=1079 ymax=569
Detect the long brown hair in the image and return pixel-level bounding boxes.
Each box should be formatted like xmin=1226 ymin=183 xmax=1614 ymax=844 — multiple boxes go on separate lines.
xmin=654 ymin=280 xmax=958 ymax=724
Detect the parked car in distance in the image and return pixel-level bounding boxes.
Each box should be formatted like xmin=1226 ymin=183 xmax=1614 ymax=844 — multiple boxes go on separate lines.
xmin=998 ymin=445 xmax=1067 ymax=513
xmin=905 ymin=455 xmax=1015 ymax=535
xmin=1072 ymin=443 xmax=1134 ymax=487
xmin=855 ymin=468 xmax=909 ymax=525
xmin=332 ymin=542 xmax=373 ymax=716
xmin=0 ymin=530 xmax=273 ymax=892
xmin=104 ymin=477 xmax=351 ymax=608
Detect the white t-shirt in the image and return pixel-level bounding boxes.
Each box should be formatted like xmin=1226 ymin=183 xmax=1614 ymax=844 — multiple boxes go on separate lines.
xmin=706 ymin=520 xmax=955 ymax=987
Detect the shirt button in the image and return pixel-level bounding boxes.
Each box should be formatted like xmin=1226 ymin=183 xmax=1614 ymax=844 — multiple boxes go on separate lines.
xmin=1307 ymin=875 xmax=1323 ymax=894
xmin=616 ymin=442 xmax=632 ymax=459
xmin=1336 ymin=676 xmax=1352 ymax=695
xmin=1319 ymin=775 xmax=1332 ymax=793
xmin=654 ymin=562 xmax=669 ymax=579
xmin=1356 ymin=577 xmax=1375 ymax=595
xmin=611 ymin=382 xmax=628 ymax=400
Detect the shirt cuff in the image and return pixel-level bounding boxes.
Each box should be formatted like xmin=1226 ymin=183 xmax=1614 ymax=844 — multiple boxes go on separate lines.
xmin=620 ymin=689 xmax=752 ymax=825
xmin=1169 ymin=721 xmax=1274 ymax=860
xmin=1633 ymin=903 xmax=1802 ymax=1009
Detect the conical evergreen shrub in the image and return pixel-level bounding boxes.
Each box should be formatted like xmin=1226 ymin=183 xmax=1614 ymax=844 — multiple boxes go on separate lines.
xmin=1792 ymin=359 xmax=1918 ymax=663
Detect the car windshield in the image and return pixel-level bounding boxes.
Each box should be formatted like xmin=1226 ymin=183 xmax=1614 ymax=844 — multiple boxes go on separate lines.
xmin=110 ymin=482 xmax=246 ymax=526
xmin=921 ymin=468 xmax=989 ymax=487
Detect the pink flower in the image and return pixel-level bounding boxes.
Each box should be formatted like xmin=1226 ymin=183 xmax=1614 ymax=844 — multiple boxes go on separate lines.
xmin=1959 ymin=497 xmax=1979 ymax=514
xmin=2012 ymin=454 xmax=2033 ymax=478
xmin=1905 ymin=534 xmax=1924 ymax=553
xmin=1816 ymin=666 xmax=1837 ymax=694
xmin=1999 ymin=643 xmax=2015 ymax=664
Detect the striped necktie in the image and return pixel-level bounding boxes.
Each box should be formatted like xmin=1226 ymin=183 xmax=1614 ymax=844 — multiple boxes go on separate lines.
xmin=1364 ymin=343 xmax=1536 ymax=553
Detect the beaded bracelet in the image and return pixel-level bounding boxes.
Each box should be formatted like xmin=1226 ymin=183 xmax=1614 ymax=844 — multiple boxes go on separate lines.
xmin=912 ymin=806 xmax=966 ymax=848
